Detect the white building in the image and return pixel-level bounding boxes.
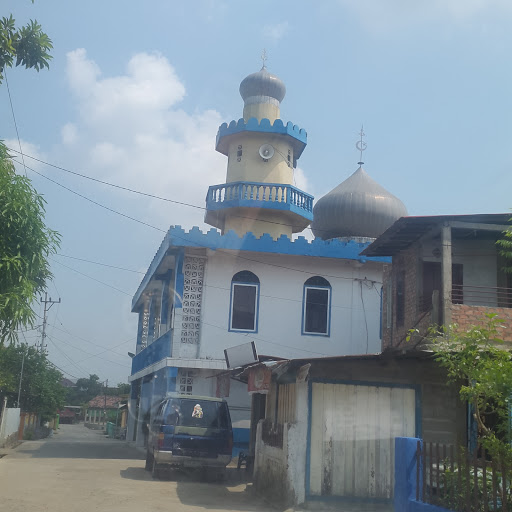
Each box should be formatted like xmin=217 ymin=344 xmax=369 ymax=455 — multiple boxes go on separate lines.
xmin=126 ymin=64 xmax=406 ymax=452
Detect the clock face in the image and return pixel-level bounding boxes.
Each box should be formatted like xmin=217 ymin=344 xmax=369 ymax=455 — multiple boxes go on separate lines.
xmin=258 ymin=144 xmax=275 ymax=160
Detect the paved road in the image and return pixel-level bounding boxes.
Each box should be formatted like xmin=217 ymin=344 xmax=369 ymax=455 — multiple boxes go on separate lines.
xmin=0 ymin=423 xmax=270 ymax=512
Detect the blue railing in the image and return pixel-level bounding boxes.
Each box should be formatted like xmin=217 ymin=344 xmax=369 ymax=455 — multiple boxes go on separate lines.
xmin=131 ymin=329 xmax=172 ymax=375
xmin=206 ymin=181 xmax=314 ymax=218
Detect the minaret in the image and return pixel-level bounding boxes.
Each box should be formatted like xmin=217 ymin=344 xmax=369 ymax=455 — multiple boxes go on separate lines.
xmin=205 ymin=62 xmax=313 ymax=239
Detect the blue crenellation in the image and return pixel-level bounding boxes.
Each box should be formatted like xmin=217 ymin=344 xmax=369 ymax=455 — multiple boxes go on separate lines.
xmin=216 ymin=117 xmax=308 ymax=161
xmin=132 ymin=225 xmax=391 ymax=309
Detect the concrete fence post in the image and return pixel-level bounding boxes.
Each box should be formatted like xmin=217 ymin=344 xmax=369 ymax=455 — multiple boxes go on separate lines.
xmin=395 ymin=437 xmax=422 ymax=512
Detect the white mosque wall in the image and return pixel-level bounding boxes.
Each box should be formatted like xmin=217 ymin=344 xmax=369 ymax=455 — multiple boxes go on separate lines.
xmin=198 ymin=249 xmax=384 ymax=362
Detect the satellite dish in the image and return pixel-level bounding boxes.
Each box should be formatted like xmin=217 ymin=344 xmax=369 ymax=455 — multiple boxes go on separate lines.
xmin=258 ymin=144 xmax=275 ymax=160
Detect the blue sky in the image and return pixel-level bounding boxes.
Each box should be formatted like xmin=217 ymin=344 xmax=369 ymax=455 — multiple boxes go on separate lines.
xmin=2 ymin=0 xmax=512 ymax=385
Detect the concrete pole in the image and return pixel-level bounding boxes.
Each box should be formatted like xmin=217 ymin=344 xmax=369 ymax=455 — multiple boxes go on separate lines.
xmin=441 ymin=223 xmax=452 ymax=327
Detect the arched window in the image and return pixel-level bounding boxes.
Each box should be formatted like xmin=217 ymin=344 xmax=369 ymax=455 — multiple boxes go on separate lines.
xmin=229 ymin=271 xmax=260 ymax=332
xmin=302 ymin=276 xmax=331 ymax=336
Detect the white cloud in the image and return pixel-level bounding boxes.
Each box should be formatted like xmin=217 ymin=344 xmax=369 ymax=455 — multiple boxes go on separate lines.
xmin=62 ymin=49 xmax=226 ymax=228
xmin=61 ymin=123 xmax=78 ymax=145
xmin=4 ymin=139 xmax=46 ymax=174
xmin=262 ymin=21 xmax=290 ymax=42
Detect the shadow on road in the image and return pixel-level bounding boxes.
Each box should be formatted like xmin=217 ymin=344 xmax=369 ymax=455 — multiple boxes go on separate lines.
xmin=29 ymin=441 xmax=145 ymax=460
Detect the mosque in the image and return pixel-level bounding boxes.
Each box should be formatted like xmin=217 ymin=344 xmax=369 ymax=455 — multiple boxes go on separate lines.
xmin=126 ymin=64 xmax=407 ymax=449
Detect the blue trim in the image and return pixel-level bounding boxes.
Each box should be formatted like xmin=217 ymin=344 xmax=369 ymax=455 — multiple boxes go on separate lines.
xmin=131 ymin=330 xmax=173 ymax=374
xmin=228 ymin=281 xmax=260 ymax=333
xmin=131 ymin=226 xmax=390 ymax=309
xmin=306 ymin=379 xmax=421 ymax=502
xmin=216 ymin=118 xmax=307 ymax=163
xmin=161 ymin=271 xmax=172 ymax=326
xmin=301 ymin=283 xmax=331 ymax=337
xmin=206 ymin=181 xmax=313 ymax=224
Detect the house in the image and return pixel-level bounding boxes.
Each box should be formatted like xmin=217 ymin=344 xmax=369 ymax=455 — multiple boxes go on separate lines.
xmin=246 ymin=213 xmax=512 ymax=507
xmin=126 ymin=64 xmax=407 ymax=450
xmin=85 ymin=395 xmax=124 ymax=425
xmin=237 ymin=352 xmax=464 ymax=507
xmin=361 ymin=213 xmax=512 ymax=348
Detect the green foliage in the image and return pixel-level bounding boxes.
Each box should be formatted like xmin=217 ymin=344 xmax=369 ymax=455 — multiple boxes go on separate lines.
xmin=116 ymin=383 xmax=131 ymax=395
xmin=0 ymin=13 xmax=52 ymax=84
xmin=439 ymin=454 xmax=511 ymax=512
xmin=0 ymin=343 xmax=66 ymax=421
xmin=431 ymin=314 xmax=512 ymax=463
xmin=497 ymin=216 xmax=512 ymax=274
xmin=66 ymin=374 xmax=102 ymax=406
xmin=0 ymin=142 xmax=60 ymax=345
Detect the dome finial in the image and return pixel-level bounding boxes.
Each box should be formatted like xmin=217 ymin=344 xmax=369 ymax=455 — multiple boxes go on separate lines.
xmin=261 ymin=48 xmax=268 ymax=69
xmin=356 ymin=124 xmax=367 ymax=166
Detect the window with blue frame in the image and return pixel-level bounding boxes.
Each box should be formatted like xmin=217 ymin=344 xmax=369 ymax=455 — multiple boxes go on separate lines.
xmin=230 ymin=271 xmax=260 ymax=332
xmin=302 ymin=276 xmax=331 ymax=336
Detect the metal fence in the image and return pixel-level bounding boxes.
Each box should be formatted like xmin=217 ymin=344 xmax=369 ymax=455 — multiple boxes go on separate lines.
xmin=416 ymin=441 xmax=511 ymax=512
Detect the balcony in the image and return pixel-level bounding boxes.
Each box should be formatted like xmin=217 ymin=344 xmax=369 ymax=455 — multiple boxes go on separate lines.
xmin=205 ymin=181 xmax=313 ymax=232
xmin=131 ymin=330 xmax=172 ymax=375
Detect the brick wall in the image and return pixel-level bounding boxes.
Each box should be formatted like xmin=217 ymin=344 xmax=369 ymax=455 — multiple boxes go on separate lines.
xmin=451 ymin=304 xmax=512 ymax=344
xmin=382 ymin=246 xmax=423 ymax=350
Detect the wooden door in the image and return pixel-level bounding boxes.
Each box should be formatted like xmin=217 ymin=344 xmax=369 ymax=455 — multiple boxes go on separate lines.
xmin=309 ymin=383 xmax=416 ymax=499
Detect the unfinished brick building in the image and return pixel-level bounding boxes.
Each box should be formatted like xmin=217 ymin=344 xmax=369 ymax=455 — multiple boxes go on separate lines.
xmin=362 ymin=214 xmax=512 ymax=349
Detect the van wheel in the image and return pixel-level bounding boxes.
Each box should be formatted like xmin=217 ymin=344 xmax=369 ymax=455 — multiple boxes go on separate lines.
xmin=145 ymin=450 xmax=153 ymax=471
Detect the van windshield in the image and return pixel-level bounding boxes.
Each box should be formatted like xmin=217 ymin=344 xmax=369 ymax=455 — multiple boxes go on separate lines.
xmin=163 ymin=399 xmax=229 ymax=429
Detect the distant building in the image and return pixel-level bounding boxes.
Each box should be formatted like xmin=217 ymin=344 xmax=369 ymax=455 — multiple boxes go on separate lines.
xmin=126 ymin=64 xmax=406 ymax=453
xmin=85 ymin=395 xmax=123 ymax=425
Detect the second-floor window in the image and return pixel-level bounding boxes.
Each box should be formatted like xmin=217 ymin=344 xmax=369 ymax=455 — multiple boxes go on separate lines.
xmin=302 ymin=276 xmax=331 ymax=336
xmin=229 ymin=270 xmax=260 ymax=332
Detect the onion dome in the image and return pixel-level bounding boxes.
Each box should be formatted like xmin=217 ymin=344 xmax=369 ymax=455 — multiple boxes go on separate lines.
xmin=239 ymin=66 xmax=286 ymax=108
xmin=312 ymin=166 xmax=408 ymax=240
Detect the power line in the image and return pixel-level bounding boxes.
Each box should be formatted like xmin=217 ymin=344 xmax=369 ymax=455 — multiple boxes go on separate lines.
xmin=46 ymin=335 xmax=90 ymax=378
xmin=55 ymin=254 xmax=146 ymax=274
xmin=4 ymin=71 xmax=28 ymax=177
xmin=8 ymin=148 xmax=317 ymax=233
xmin=51 ymin=258 xmax=133 ymax=296
xmin=18 ymin=160 xmax=377 ymax=283
xmin=22 ymin=163 xmax=166 ymax=233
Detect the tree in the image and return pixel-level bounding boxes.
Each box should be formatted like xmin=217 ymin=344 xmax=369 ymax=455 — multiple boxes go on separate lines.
xmin=497 ymin=215 xmax=512 ymax=274
xmin=431 ymin=314 xmax=512 ymax=462
xmin=0 ymin=343 xmax=66 ymax=421
xmin=0 ymin=145 xmax=60 ymax=344
xmin=0 ymin=13 xmax=52 ymax=84
xmin=0 ymin=6 xmax=56 ymax=344
xmin=66 ymin=374 xmax=103 ymax=406
xmin=116 ymin=383 xmax=131 ymax=395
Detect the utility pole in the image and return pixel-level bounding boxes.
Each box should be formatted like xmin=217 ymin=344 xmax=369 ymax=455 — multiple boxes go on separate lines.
xmin=103 ymin=379 xmax=108 ymax=425
xmin=38 ymin=292 xmax=61 ymax=353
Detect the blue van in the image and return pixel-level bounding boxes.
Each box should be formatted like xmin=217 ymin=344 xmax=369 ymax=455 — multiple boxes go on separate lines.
xmin=145 ymin=394 xmax=233 ymax=478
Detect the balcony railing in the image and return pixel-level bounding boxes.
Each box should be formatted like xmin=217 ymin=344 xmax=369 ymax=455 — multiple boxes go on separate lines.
xmin=206 ymin=181 xmax=313 ymax=218
xmin=452 ymin=284 xmax=512 ymax=308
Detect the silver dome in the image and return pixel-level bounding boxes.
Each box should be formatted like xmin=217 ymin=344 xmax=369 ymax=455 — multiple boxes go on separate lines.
xmin=312 ymin=166 xmax=408 ymax=240
xmin=239 ymin=66 xmax=286 ymax=106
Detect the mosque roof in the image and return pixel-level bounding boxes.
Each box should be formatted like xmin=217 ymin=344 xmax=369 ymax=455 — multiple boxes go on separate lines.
xmin=311 ymin=166 xmax=408 ymax=240
xmin=239 ymin=66 xmax=286 ymax=105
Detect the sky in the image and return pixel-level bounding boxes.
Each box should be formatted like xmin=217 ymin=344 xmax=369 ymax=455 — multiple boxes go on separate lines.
xmin=2 ymin=0 xmax=512 ymax=387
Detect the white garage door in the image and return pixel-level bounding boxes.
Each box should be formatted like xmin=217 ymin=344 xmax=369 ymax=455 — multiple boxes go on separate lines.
xmin=309 ymin=383 xmax=416 ymax=499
